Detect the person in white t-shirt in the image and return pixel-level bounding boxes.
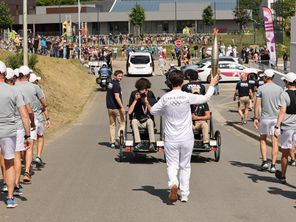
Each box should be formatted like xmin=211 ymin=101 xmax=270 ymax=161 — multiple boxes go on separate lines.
xmin=151 ymin=70 xmax=218 ymax=203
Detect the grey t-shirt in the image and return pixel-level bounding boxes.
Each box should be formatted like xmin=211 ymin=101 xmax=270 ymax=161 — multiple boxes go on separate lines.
xmin=0 ymin=83 xmax=25 ymax=138
xmin=256 ymin=82 xmax=283 ymax=119
xmin=14 ymin=84 xmax=31 ymax=130
xmin=15 ymin=81 xmax=45 ymax=121
xmin=278 ymin=90 xmax=296 ymax=130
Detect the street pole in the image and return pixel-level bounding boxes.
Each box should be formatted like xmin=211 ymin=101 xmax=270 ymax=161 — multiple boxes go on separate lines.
xmin=78 ymin=0 xmax=81 ymax=60
xmin=23 ymin=0 xmax=28 ymax=66
xmin=175 ymin=1 xmax=177 ymax=34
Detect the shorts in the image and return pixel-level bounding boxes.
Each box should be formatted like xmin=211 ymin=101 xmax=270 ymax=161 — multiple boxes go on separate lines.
xmin=31 ymin=119 xmax=44 ymax=140
xmin=0 ymin=136 xmax=16 ymax=160
xmin=16 ymin=129 xmax=25 ymax=152
xmin=280 ymin=129 xmax=296 ymax=149
xmin=239 ymin=96 xmax=250 ymax=109
xmin=259 ymin=118 xmax=277 ymax=136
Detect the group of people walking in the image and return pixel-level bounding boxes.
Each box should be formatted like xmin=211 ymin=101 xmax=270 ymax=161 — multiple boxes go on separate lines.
xmin=235 ymin=69 xmax=296 ymax=183
xmin=0 ymin=62 xmax=49 ymax=208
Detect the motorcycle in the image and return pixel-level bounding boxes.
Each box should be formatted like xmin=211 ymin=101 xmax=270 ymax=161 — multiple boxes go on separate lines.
xmin=96 ymin=66 xmax=112 ymax=91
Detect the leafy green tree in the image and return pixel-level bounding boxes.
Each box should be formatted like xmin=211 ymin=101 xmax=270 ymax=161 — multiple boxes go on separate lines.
xmin=272 ymin=0 xmax=296 ymax=32
xmin=233 ymin=6 xmax=250 ymax=49
xmin=202 ymin=6 xmax=214 ymax=33
xmin=37 ymin=0 xmax=93 ymax=6
xmin=0 ymin=1 xmax=13 ymax=30
xmin=129 ymin=4 xmax=145 ymax=43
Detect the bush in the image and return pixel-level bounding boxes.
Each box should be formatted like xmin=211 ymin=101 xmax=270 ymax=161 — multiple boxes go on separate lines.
xmin=6 ymin=53 xmax=38 ymax=70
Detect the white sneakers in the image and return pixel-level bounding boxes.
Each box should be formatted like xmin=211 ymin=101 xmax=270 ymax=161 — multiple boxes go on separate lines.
xmin=180 ymin=195 xmax=188 ymax=202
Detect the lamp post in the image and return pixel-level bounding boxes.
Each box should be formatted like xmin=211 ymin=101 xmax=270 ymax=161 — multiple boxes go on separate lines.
xmin=78 ymin=0 xmax=81 ymax=60
xmin=23 ymin=0 xmax=28 ymax=66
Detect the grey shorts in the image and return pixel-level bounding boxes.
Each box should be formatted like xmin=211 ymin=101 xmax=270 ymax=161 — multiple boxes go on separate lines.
xmin=0 ymin=136 xmax=16 ymax=160
xmin=280 ymin=129 xmax=296 ymax=149
xmin=259 ymin=118 xmax=277 ymax=136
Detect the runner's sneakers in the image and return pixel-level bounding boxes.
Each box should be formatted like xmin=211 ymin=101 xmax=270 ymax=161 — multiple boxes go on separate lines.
xmin=270 ymin=164 xmax=276 ymax=173
xmin=1 ymin=183 xmax=8 ymax=192
xmin=289 ymin=160 xmax=296 ymax=166
xmin=275 ymin=170 xmax=287 ymax=184
xmin=110 ymin=143 xmax=115 ymax=149
xmin=34 ymin=157 xmax=44 ymax=167
xmin=180 ymin=195 xmax=188 ymax=202
xmin=149 ymin=143 xmax=157 ymax=152
xmin=6 ymin=198 xmax=18 ymax=208
xmin=23 ymin=172 xmax=31 ymax=183
xmin=13 ymin=187 xmax=23 ymax=196
xmin=259 ymin=161 xmax=269 ymax=171
xmin=168 ymin=185 xmax=178 ymax=202
xmin=134 ymin=143 xmax=144 ymax=151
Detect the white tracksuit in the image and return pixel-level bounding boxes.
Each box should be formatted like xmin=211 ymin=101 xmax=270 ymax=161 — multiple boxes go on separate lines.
xmin=151 ymin=86 xmax=215 ymax=196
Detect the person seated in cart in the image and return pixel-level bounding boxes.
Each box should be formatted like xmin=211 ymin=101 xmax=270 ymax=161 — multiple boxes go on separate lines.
xmin=128 ymin=78 xmax=157 ymax=151
xmin=191 ymin=88 xmax=211 ymax=149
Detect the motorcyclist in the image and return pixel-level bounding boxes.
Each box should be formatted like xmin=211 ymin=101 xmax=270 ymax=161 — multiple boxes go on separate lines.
xmin=165 ymin=64 xmax=178 ymax=89
xmin=99 ymin=63 xmax=112 ymax=78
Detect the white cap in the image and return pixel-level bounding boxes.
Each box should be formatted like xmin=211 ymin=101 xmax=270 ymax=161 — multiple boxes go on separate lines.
xmin=5 ymin=68 xmax=15 ymax=80
xmin=14 ymin=68 xmax=20 ymax=77
xmin=0 ymin=61 xmax=6 ymax=74
xmin=19 ymin=65 xmax=30 ymax=76
xmin=262 ymin=69 xmax=274 ymax=78
xmin=29 ymin=73 xmax=41 ymax=83
xmin=282 ymin=72 xmax=296 ymax=83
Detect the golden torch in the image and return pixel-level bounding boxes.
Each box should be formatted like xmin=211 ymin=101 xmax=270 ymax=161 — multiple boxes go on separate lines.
xmin=211 ymin=28 xmax=219 ymax=78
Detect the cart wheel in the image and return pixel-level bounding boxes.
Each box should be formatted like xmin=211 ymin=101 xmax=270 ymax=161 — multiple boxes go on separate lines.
xmin=214 ymin=130 xmax=221 ymax=162
xmin=119 ymin=130 xmax=124 ymax=162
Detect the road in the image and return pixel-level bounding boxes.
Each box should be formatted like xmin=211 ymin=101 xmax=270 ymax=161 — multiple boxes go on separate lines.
xmin=1 ymin=61 xmax=296 ymax=222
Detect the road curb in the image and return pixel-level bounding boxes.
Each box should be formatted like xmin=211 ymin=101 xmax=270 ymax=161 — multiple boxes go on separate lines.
xmin=226 ymin=122 xmax=272 ymax=146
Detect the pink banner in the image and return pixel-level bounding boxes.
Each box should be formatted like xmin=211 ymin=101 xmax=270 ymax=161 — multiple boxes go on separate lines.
xmin=262 ymin=7 xmax=277 ymax=66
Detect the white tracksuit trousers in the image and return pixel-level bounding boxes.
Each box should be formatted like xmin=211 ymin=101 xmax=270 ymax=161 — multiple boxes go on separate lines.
xmin=165 ymin=139 xmax=194 ymax=197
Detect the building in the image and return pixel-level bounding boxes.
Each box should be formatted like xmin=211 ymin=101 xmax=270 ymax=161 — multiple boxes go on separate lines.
xmin=291 ymin=16 xmax=296 ymax=72
xmin=14 ymin=0 xmax=239 ymax=36
xmin=4 ymin=0 xmax=36 ymax=23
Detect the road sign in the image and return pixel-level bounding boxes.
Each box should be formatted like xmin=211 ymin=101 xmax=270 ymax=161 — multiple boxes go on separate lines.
xmin=175 ymin=40 xmax=182 ymax=47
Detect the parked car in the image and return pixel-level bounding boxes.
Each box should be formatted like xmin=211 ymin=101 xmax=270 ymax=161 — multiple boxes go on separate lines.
xmin=196 ymin=61 xmax=261 ymax=83
xmin=181 ymin=56 xmax=243 ymax=78
xmin=126 ymin=52 xmax=154 ymax=76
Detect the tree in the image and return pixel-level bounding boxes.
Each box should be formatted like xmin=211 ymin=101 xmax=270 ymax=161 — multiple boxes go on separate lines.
xmin=0 ymin=1 xmax=13 ymax=30
xmin=272 ymin=0 xmax=296 ymax=33
xmin=129 ymin=4 xmax=145 ymax=43
xmin=202 ymin=6 xmax=214 ymax=33
xmin=233 ymin=6 xmax=251 ymax=49
xmin=36 ymin=0 xmax=91 ymax=6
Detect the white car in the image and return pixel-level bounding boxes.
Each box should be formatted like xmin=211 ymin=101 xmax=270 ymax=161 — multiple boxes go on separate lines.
xmin=127 ymin=52 xmax=154 ymax=76
xmin=197 ymin=61 xmax=261 ymax=82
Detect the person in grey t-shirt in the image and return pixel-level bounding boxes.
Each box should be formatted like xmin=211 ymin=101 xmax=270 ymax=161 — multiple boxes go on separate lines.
xmin=254 ymin=69 xmax=283 ymax=172
xmin=16 ymin=65 xmax=48 ymax=183
xmin=0 ymin=61 xmax=31 ymax=208
xmin=274 ymin=72 xmax=296 ymax=184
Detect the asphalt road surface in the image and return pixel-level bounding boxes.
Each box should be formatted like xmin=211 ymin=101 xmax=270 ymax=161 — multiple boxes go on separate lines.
xmin=1 ymin=62 xmax=296 ymax=222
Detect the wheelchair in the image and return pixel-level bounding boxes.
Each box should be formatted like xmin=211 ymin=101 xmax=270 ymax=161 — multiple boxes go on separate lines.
xmin=118 ymin=112 xmax=164 ymax=162
xmin=192 ymin=112 xmax=221 ymax=162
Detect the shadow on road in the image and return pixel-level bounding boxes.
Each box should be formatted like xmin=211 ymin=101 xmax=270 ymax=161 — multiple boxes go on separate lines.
xmin=132 ymin=186 xmax=174 ymax=205
xmin=191 ymin=155 xmax=213 ymax=163
xmin=98 ymin=142 xmax=111 ymax=148
xmin=115 ymin=153 xmax=164 ymax=164
xmin=268 ymin=186 xmax=296 ymax=208
xmin=229 ymin=161 xmax=260 ymax=171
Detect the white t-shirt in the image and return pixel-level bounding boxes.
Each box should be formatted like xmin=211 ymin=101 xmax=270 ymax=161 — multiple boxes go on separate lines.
xmin=151 ymin=86 xmax=215 ymax=142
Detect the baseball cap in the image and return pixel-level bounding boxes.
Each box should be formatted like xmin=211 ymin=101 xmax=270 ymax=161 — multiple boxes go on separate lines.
xmin=14 ymin=68 xmax=20 ymax=77
xmin=261 ymin=69 xmax=274 ymax=78
xmin=19 ymin=65 xmax=30 ymax=76
xmin=281 ymin=72 xmax=296 ymax=83
xmin=29 ymin=73 xmax=41 ymax=83
xmin=5 ymin=68 xmax=15 ymax=80
xmin=0 ymin=61 xmax=6 ymax=74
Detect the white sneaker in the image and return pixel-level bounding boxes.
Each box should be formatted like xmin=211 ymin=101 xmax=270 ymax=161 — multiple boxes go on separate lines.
xmin=180 ymin=195 xmax=188 ymax=202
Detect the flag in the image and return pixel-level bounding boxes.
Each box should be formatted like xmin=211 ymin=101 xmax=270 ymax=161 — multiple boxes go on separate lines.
xmin=262 ymin=7 xmax=277 ymax=66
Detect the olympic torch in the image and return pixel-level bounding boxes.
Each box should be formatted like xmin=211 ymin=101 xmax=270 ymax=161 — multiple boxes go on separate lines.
xmin=211 ymin=28 xmax=219 ymax=78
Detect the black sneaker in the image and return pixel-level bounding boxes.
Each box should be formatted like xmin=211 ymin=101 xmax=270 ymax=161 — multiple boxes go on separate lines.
xmin=269 ymin=164 xmax=276 ymax=173
xmin=149 ymin=143 xmax=157 ymax=152
xmin=134 ymin=143 xmax=144 ymax=151
xmin=275 ymin=170 xmax=287 ymax=184
xmin=259 ymin=161 xmax=269 ymax=171
xmin=203 ymin=143 xmax=211 ymax=149
xmin=34 ymin=157 xmax=44 ymax=167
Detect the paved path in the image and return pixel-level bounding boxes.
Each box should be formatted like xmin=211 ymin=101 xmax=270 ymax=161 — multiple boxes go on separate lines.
xmin=1 ymin=62 xmax=296 ymax=222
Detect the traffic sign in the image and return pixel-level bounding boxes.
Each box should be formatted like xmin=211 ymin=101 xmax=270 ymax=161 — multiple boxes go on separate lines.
xmin=175 ymin=40 xmax=182 ymax=47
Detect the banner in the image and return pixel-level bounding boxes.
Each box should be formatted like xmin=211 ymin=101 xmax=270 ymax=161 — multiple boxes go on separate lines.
xmin=262 ymin=7 xmax=277 ymax=66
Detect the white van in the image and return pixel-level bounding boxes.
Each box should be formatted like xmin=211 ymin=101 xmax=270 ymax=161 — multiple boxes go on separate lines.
xmin=127 ymin=52 xmax=154 ymax=76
